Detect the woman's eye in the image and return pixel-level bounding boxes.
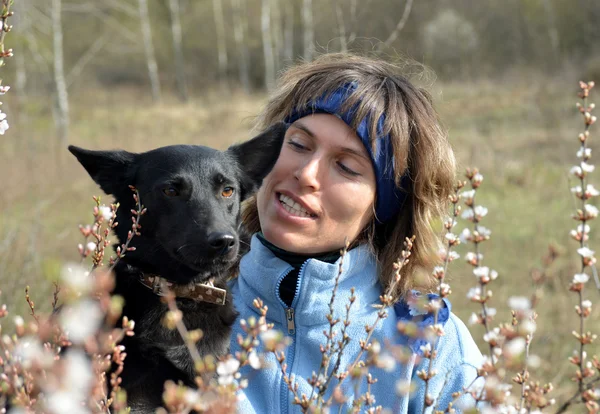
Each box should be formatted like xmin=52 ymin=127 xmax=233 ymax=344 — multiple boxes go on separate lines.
xmin=162 ymin=186 xmax=179 ymax=197
xmin=222 ymin=186 xmax=235 ymax=198
xmin=288 ymin=140 xmax=307 ymax=150
xmin=337 ymin=162 xmax=360 ymax=176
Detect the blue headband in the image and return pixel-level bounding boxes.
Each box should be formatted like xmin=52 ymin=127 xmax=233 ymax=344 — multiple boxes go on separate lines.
xmin=285 ymin=84 xmax=408 ymax=224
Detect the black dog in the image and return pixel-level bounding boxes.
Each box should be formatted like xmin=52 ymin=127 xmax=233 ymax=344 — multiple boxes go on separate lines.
xmin=69 ymin=123 xmax=285 ymax=412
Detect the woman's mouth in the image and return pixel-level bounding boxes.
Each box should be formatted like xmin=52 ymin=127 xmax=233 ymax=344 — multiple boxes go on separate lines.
xmin=277 ymin=192 xmax=317 ymax=218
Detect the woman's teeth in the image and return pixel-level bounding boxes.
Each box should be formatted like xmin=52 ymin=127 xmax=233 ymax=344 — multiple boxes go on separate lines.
xmin=279 ymin=194 xmax=313 ymax=218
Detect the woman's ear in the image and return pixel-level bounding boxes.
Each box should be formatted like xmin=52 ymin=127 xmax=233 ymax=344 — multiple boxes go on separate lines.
xmin=227 ymin=122 xmax=287 ymax=199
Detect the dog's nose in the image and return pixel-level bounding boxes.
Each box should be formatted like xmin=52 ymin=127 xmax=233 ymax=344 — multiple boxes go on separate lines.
xmin=207 ymin=232 xmax=236 ymax=254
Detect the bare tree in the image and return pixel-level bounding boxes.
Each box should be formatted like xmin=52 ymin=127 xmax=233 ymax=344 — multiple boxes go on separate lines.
xmin=282 ymin=0 xmax=294 ymax=60
xmin=65 ymin=33 xmax=110 ymax=89
xmin=271 ymin=0 xmax=282 ymax=72
xmin=302 ymin=0 xmax=313 ymax=61
xmin=168 ymin=0 xmax=188 ymax=101
xmin=378 ymin=0 xmax=414 ymax=51
xmin=212 ymin=0 xmax=228 ymax=80
xmin=138 ymin=0 xmax=161 ymax=102
xmin=52 ymin=0 xmax=69 ymax=146
xmin=14 ymin=0 xmax=27 ymax=94
xmin=541 ymin=0 xmax=560 ymax=62
xmin=261 ymin=0 xmax=275 ymax=89
xmin=232 ymin=0 xmax=250 ymax=92
xmin=333 ymin=0 xmax=347 ymax=52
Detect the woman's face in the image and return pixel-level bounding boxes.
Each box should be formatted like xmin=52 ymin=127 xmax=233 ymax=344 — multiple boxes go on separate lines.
xmin=256 ymin=113 xmax=376 ymax=254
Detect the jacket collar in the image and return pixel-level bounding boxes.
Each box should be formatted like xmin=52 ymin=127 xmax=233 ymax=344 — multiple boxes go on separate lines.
xmin=237 ymin=234 xmax=384 ymax=328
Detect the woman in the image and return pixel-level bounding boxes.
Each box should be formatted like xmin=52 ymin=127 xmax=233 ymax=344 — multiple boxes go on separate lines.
xmin=229 ymin=54 xmax=482 ymax=413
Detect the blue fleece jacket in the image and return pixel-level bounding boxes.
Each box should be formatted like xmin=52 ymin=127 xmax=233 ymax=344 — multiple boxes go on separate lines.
xmin=229 ymin=235 xmax=483 ymax=413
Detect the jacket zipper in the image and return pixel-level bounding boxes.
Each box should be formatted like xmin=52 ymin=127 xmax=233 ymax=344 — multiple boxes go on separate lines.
xmin=276 ymin=260 xmax=309 ymax=414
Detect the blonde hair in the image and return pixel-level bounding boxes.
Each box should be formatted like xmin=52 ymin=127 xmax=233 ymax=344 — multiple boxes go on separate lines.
xmin=243 ymin=53 xmax=456 ymax=300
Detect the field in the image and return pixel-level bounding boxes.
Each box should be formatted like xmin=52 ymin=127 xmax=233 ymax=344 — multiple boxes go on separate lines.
xmin=1 ymin=73 xmax=598 ymax=408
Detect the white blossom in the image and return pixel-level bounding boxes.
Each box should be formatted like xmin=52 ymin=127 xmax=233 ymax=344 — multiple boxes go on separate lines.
xmin=462 ymin=206 xmax=488 ymax=220
xmin=438 ymin=248 xmax=459 ymax=262
xmin=577 ymin=147 xmax=592 ymax=158
xmin=377 ymin=352 xmax=396 ymax=372
xmin=184 ymin=390 xmax=200 ymax=405
xmin=571 ymin=224 xmax=591 ymax=239
xmin=98 ymin=205 xmax=114 ymax=221
xmin=483 ymin=328 xmax=500 ymax=343
xmin=520 ymin=320 xmax=537 ymax=335
xmin=504 ymin=337 xmax=526 ymax=356
xmin=0 ymin=85 xmax=10 ymax=95
xmin=473 ymin=266 xmax=498 ymax=282
xmin=474 ymin=205 xmax=488 ymax=217
xmin=447 ymin=251 xmax=460 ymax=261
xmin=582 ymin=162 xmax=595 ymax=172
xmin=461 ymin=209 xmax=474 ymax=220
xmin=571 ymin=166 xmax=583 ymax=176
xmin=61 ymin=264 xmax=92 ymax=294
xmin=582 ymin=300 xmax=592 ymax=310
xmin=460 ymin=189 xmax=476 ymax=199
xmin=444 ymin=233 xmax=458 ymax=243
xmin=577 ymin=247 xmax=595 ymax=258
xmin=395 ymin=379 xmax=411 ymax=396
xmin=60 ymin=299 xmax=103 ymax=344
xmin=467 ymin=287 xmax=482 ymax=300
xmin=476 ymin=226 xmax=492 ymax=237
xmin=0 ymin=119 xmax=9 ymax=135
xmin=64 ymin=349 xmax=94 ymax=399
xmin=585 ymin=204 xmax=599 ymax=217
xmin=85 ymin=242 xmax=97 ymax=252
xmin=468 ymin=312 xmax=479 ymax=325
xmin=459 ymin=228 xmax=472 ymax=243
xmin=465 ymin=252 xmax=483 ymax=263
xmin=46 ymin=390 xmax=89 ymax=414
xmin=508 ymin=296 xmax=531 ymax=311
xmin=578 ymin=224 xmax=591 ymax=233
xmin=217 ymin=358 xmax=240 ymax=386
xmin=14 ymin=337 xmax=53 ymax=369
xmin=248 ymin=351 xmax=261 ymax=369
xmin=573 ymin=273 xmax=590 ymax=284
xmin=439 ymin=283 xmax=451 ymax=295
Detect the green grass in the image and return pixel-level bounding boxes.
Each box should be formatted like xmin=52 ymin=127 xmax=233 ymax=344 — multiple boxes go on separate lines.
xmin=1 ymin=77 xmax=598 ymax=409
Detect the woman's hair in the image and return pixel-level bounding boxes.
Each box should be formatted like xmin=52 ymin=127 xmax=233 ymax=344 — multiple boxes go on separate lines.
xmin=242 ymin=53 xmax=456 ymax=301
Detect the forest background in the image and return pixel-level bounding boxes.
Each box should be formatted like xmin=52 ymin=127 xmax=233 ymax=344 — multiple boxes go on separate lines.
xmin=1 ymin=0 xmax=600 ymax=406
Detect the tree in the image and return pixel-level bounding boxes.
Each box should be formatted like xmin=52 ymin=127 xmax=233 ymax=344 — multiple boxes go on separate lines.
xmin=137 ymin=0 xmax=161 ymax=102
xmin=232 ymin=0 xmax=250 ymax=92
xmin=52 ymin=0 xmax=69 ymax=146
xmin=262 ymin=0 xmax=275 ymax=90
xmin=168 ymin=0 xmax=188 ymax=102
xmin=302 ymin=0 xmax=313 ymax=61
xmin=212 ymin=0 xmax=228 ymax=82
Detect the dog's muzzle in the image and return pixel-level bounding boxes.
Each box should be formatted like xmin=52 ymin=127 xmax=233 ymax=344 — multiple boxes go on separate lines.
xmin=138 ymin=274 xmax=227 ymax=305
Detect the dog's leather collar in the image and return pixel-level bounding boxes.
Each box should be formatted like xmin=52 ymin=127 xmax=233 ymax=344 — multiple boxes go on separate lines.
xmin=138 ymin=274 xmax=227 ymax=306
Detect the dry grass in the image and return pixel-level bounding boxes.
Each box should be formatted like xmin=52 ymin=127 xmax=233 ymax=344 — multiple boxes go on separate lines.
xmin=1 ymin=76 xmax=598 ymax=407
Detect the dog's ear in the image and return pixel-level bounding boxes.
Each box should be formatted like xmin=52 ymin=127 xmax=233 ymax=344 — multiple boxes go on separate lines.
xmin=227 ymin=122 xmax=287 ymax=199
xmin=68 ymin=145 xmax=137 ymax=195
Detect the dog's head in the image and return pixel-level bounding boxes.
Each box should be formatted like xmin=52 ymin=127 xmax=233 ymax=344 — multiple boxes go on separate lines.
xmin=69 ymin=123 xmax=286 ymax=283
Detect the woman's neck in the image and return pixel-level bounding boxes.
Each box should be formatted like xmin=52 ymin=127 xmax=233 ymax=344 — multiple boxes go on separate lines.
xmin=256 ymin=232 xmax=340 ymax=267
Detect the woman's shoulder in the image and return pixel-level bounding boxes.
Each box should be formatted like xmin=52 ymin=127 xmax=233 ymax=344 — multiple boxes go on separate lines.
xmin=394 ymin=291 xmax=482 ymax=366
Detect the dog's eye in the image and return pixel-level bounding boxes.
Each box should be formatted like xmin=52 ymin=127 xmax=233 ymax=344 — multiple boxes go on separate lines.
xmin=163 ymin=186 xmax=179 ymax=197
xmin=221 ymin=187 xmax=234 ymax=198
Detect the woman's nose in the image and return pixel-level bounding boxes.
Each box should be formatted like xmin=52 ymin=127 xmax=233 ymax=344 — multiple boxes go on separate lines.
xmin=294 ymin=156 xmax=321 ymax=190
